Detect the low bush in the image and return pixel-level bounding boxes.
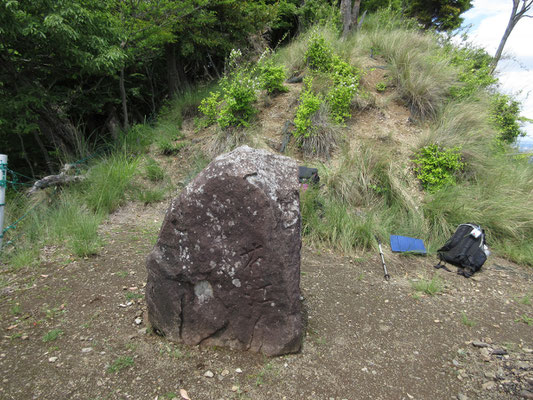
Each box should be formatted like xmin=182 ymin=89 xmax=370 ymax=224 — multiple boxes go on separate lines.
xmin=305 ymin=33 xmax=334 ymax=71
xmin=413 ymin=145 xmax=465 ymax=193
xmin=294 ymin=77 xmax=323 ymax=138
xmin=448 ymin=45 xmax=496 ymax=100
xmin=490 ymin=94 xmax=524 ymax=144
xmin=258 ymin=62 xmax=288 ymax=94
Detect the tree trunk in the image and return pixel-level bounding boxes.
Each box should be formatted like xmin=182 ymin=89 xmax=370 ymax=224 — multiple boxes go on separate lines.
xmin=166 ymin=43 xmax=180 ymax=98
xmin=351 ymin=0 xmax=361 ymax=28
xmin=33 ymin=129 xmax=54 ymax=174
xmin=145 ymin=65 xmax=157 ymax=115
xmin=490 ymin=1 xmax=520 ymax=74
xmin=119 ymin=66 xmax=129 ymax=130
xmin=104 ymin=103 xmax=120 ymax=142
xmin=341 ymin=0 xmax=352 ymax=38
xmin=16 ymin=133 xmax=36 ymax=178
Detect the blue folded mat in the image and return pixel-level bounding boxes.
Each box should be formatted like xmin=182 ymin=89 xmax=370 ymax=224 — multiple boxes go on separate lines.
xmin=390 ymin=235 xmax=426 ymax=254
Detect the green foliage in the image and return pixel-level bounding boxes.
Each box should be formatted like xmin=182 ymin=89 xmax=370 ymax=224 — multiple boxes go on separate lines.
xmin=217 ymin=70 xmax=259 ymax=129
xmin=413 ymin=145 xmax=465 ymax=193
xmin=43 ymin=329 xmax=63 ymax=343
xmin=294 ymin=78 xmax=323 ymax=138
xmin=157 ymin=139 xmax=188 ymax=155
xmin=144 ymin=158 xmax=165 ymax=182
xmin=258 ymin=63 xmax=288 ymax=94
xmin=85 ymin=154 xmax=139 ymax=214
xmin=376 ymin=81 xmax=387 ymax=92
xmin=490 ymin=94 xmax=524 ymax=144
xmin=199 ymin=59 xmax=259 ymax=130
xmin=107 ymin=356 xmax=134 ymax=373
xmin=448 ymin=45 xmax=496 ymax=99
xmin=405 ymin=0 xmax=473 ymax=31
xmin=327 ymin=58 xmax=360 ymax=123
xmin=198 ymin=91 xmax=222 ymax=125
xmin=515 ymin=314 xmax=533 ymax=326
xmin=305 ymin=33 xmax=334 ymax=71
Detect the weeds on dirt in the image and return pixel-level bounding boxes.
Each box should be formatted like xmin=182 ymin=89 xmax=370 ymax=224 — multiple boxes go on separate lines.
xmin=125 ymin=292 xmax=143 ymax=300
xmin=9 ymin=304 xmax=21 ymax=315
xmin=251 ymin=362 xmax=276 ymax=387
xmin=411 ymin=275 xmax=443 ymax=296
xmin=515 ymin=314 xmax=533 ymax=326
xmin=107 ymin=356 xmax=134 ymax=373
xmin=42 ymin=329 xmax=63 ymax=342
xmin=461 ymin=312 xmax=476 ymax=327
xmin=518 ymin=294 xmax=532 ymax=305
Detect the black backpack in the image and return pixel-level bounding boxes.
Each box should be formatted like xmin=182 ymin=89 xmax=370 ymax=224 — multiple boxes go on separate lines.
xmin=298 ymin=166 xmax=320 ymax=184
xmin=434 ymin=223 xmax=488 ymax=278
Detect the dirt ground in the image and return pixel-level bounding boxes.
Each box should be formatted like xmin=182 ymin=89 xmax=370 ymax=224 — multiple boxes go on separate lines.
xmin=1 ymin=75 xmax=532 ymax=400
xmin=0 ymin=193 xmax=532 ymax=400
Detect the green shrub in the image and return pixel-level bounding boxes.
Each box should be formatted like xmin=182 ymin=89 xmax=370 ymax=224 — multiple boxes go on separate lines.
xmin=490 ymin=94 xmax=524 ymax=144
xmin=413 ymin=145 xmax=465 ymax=192
xmin=448 ymin=45 xmax=496 ymax=100
xmin=218 ymin=71 xmax=258 ymax=129
xmin=258 ymin=63 xmax=288 ymax=94
xmin=294 ymin=77 xmax=322 ymax=138
xmin=376 ymin=81 xmax=387 ymax=92
xmin=198 ymin=91 xmax=221 ymax=125
xmin=305 ymin=33 xmax=334 ymax=71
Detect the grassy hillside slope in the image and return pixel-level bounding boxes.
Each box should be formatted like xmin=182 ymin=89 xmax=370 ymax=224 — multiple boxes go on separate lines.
xmin=1 ymin=10 xmax=532 ymax=272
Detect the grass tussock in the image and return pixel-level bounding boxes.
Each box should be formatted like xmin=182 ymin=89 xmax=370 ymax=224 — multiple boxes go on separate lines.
xmin=411 ymin=275 xmax=444 ymax=296
xmin=85 ymin=153 xmax=139 ymax=214
xmin=295 ymin=103 xmax=341 ymax=158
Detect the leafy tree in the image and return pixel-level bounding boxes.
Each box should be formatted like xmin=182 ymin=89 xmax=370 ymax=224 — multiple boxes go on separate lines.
xmin=404 ymin=0 xmax=473 ymax=31
xmin=0 ymin=0 xmax=124 ymax=170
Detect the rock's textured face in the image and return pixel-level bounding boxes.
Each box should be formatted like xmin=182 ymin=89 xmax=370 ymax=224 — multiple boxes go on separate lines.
xmin=146 ymin=146 xmax=303 ymax=356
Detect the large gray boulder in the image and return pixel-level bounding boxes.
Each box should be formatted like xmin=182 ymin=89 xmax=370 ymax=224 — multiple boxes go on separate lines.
xmin=146 ymin=146 xmax=303 ymax=356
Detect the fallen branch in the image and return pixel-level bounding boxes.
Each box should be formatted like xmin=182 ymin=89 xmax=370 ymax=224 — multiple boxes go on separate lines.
xmin=28 ymin=164 xmax=86 ymax=195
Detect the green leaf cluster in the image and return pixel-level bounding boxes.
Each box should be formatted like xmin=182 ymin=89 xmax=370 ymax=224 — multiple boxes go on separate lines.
xmin=198 ymin=68 xmax=259 ymax=130
xmin=305 ymin=34 xmax=334 ymax=71
xmin=258 ymin=63 xmax=289 ymax=94
xmin=413 ymin=145 xmax=465 ymax=193
xmin=448 ymin=45 xmax=496 ymax=100
xmin=489 ymin=94 xmax=524 ymax=144
xmin=296 ymin=33 xmax=360 ymax=131
xmin=327 ymin=58 xmax=360 ymax=124
xmin=294 ymin=77 xmax=323 ymax=138
xmin=404 ymin=0 xmax=473 ymax=31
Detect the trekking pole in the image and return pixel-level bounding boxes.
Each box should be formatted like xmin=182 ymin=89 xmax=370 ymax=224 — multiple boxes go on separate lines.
xmin=375 ymin=236 xmax=390 ymax=280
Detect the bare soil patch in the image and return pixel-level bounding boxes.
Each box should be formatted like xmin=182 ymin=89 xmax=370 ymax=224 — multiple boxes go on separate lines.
xmin=1 ymin=193 xmax=531 ymax=399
